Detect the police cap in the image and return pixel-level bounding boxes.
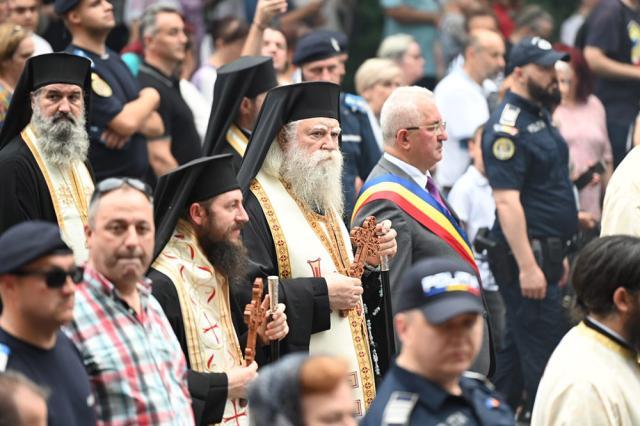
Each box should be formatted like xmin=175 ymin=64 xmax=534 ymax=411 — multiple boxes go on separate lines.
xmin=507 ymin=36 xmax=569 ymax=75
xmin=394 ymin=257 xmax=484 ymax=324
xmin=293 ymin=30 xmax=348 ymax=66
xmin=0 ymin=221 xmax=72 ymax=275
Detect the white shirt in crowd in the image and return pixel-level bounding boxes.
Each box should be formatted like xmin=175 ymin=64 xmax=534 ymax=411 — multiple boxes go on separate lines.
xmin=32 ymin=33 xmax=52 ymax=56
xmin=448 ymin=165 xmax=498 ymax=291
xmin=434 ymin=67 xmax=489 ymax=189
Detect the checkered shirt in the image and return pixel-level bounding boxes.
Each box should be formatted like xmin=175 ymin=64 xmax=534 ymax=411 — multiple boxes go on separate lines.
xmin=65 ymin=264 xmax=194 ymax=425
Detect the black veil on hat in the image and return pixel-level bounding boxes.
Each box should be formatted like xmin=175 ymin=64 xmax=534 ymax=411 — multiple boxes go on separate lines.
xmin=236 ymin=81 xmax=340 ymax=193
xmin=202 ymin=56 xmax=278 ymax=156
xmin=0 ymin=53 xmax=92 ymax=149
xmin=152 ymin=154 xmax=240 ymax=260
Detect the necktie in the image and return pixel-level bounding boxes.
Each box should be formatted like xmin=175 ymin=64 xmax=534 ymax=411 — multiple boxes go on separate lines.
xmin=426 ymin=177 xmax=448 ymax=211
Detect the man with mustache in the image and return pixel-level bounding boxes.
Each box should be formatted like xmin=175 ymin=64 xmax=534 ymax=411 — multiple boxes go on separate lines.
xmin=65 ymin=179 xmax=194 ymax=425
xmin=481 ymin=37 xmax=578 ymax=416
xmin=238 ymin=82 xmax=398 ymax=417
xmin=148 ymin=154 xmax=288 ymax=425
xmin=0 ymin=53 xmax=94 ymax=264
xmin=532 ymin=236 xmax=640 ymax=425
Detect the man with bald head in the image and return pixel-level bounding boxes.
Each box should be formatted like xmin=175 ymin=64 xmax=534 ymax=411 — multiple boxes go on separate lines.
xmin=434 ymin=29 xmax=506 ymax=192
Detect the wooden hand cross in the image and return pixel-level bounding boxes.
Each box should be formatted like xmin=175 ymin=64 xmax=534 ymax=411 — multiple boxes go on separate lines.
xmin=244 ymin=278 xmax=266 ymax=366
xmin=349 ymin=216 xmax=380 ymax=278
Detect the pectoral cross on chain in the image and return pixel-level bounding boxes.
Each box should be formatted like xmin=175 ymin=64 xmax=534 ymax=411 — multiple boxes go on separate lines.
xmin=243 ymin=278 xmax=266 ymax=367
xmin=349 ymin=216 xmax=380 ymax=278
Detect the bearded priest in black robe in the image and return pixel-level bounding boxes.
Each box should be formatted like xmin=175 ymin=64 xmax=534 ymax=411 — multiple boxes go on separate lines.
xmin=237 ymin=81 xmax=398 ymax=417
xmin=0 ymin=53 xmax=93 ymax=264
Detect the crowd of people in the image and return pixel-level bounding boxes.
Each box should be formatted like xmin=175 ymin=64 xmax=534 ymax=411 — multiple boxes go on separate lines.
xmin=0 ymin=0 xmax=639 ymax=425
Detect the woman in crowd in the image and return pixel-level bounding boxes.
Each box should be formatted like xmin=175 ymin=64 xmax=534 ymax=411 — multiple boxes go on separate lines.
xmin=355 ymin=57 xmax=404 ymax=147
xmin=553 ymin=44 xmax=612 ymax=232
xmin=377 ymin=33 xmax=425 ymax=86
xmin=0 ymin=23 xmax=32 ymax=129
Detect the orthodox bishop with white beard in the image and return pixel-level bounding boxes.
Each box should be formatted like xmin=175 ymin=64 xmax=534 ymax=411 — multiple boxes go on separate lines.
xmin=0 ymin=53 xmax=94 ymax=264
xmin=238 ymin=82 xmax=398 ymax=417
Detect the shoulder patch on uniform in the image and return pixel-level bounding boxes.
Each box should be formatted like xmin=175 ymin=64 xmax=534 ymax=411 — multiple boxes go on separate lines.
xmin=492 ymin=137 xmax=515 ymax=161
xmin=91 ymin=72 xmax=112 ymax=97
xmin=498 ymin=103 xmax=520 ymax=127
xmin=492 ymin=123 xmax=518 ymax=137
xmin=526 ymin=120 xmax=546 ymax=133
xmin=344 ymin=93 xmax=368 ymax=113
xmin=382 ymin=391 xmax=418 ymax=425
xmin=463 ymin=371 xmax=495 ymax=391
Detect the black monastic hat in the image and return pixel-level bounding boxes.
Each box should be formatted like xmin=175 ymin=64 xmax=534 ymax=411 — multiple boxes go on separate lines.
xmin=0 ymin=53 xmax=92 ymax=149
xmin=237 ymin=81 xmax=341 ymax=193
xmin=203 ymin=56 xmax=278 ymax=157
xmin=152 ymin=154 xmax=240 ymax=260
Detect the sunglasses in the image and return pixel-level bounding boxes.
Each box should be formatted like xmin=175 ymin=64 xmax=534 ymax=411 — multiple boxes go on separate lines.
xmin=91 ymin=177 xmax=153 ymax=203
xmin=13 ymin=266 xmax=85 ymax=288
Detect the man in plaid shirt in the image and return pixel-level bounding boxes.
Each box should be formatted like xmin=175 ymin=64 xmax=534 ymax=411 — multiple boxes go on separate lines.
xmin=65 ymin=178 xmax=194 ymax=425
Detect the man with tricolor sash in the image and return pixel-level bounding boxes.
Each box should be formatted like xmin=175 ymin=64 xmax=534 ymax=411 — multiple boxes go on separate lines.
xmin=352 ymin=85 xmax=493 ymax=377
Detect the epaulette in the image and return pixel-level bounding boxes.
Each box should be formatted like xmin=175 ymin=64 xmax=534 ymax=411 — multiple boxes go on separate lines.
xmin=498 ymin=103 xmax=520 ymax=127
xmin=343 ymin=93 xmax=369 ymax=114
xmin=382 ymin=391 xmax=418 ymax=426
xmin=463 ymin=371 xmax=495 ymax=391
xmin=71 ymin=48 xmax=95 ymax=68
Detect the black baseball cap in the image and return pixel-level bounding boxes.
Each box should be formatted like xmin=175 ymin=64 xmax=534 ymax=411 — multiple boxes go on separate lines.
xmin=394 ymin=257 xmax=484 ymax=324
xmin=293 ymin=30 xmax=348 ymax=66
xmin=506 ymin=36 xmax=569 ymax=75
xmin=0 ymin=221 xmax=72 ymax=275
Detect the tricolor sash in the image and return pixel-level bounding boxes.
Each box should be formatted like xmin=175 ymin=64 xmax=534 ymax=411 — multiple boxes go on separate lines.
xmin=352 ymin=174 xmax=478 ymax=274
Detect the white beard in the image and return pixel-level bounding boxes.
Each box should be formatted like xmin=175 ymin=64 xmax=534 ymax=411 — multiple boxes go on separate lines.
xmin=30 ymin=104 xmax=89 ymax=169
xmin=263 ymin=137 xmax=344 ymax=217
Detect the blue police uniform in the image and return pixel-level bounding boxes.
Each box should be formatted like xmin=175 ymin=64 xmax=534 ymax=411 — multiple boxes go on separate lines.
xmin=340 ymin=93 xmax=381 ymax=220
xmin=481 ymin=90 xmax=577 ymax=411
xmin=362 ymin=363 xmax=514 ymax=426
xmin=66 ymin=45 xmax=149 ymax=182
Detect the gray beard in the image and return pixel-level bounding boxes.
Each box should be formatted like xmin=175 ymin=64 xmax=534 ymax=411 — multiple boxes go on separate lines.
xmin=264 ymin=138 xmax=345 ymax=217
xmin=30 ymin=104 xmax=89 ymax=169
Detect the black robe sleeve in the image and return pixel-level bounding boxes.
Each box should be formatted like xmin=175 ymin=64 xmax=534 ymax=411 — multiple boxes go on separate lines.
xmin=0 ymin=137 xmax=59 ymax=234
xmin=241 ymin=192 xmax=331 ymax=353
xmin=149 ymin=269 xmax=229 ymax=426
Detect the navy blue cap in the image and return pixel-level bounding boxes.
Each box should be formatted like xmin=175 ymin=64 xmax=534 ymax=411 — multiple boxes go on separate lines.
xmin=507 ymin=36 xmax=569 ymax=75
xmin=54 ymin=0 xmax=80 ymax=15
xmin=394 ymin=257 xmax=484 ymax=324
xmin=0 ymin=221 xmax=72 ymax=275
xmin=293 ymin=30 xmax=348 ymax=66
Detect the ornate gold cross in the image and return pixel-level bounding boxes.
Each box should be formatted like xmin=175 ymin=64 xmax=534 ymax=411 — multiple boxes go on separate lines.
xmin=349 ymin=216 xmax=380 ymax=278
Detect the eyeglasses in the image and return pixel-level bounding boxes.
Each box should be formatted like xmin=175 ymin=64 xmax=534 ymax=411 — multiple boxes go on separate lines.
xmin=13 ymin=266 xmax=84 ymax=288
xmin=405 ymin=121 xmax=447 ymax=136
xmin=91 ymin=177 xmax=153 ymax=203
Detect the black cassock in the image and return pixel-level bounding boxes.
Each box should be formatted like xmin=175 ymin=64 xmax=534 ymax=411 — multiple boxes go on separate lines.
xmin=0 ymin=135 xmax=74 ymax=232
xmin=241 ymin=192 xmax=390 ymax=378
xmin=149 ymin=268 xmax=271 ymax=426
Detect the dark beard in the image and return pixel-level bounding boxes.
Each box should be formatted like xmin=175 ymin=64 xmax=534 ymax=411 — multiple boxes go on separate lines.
xmin=527 ymin=77 xmax=561 ymax=111
xmin=199 ymin=235 xmax=249 ymax=286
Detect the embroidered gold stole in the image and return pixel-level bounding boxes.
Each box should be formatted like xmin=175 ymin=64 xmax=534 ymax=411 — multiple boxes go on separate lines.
xmin=21 ymin=125 xmax=93 ymax=264
xmin=226 ymin=124 xmax=249 ymax=157
xmin=152 ymin=220 xmax=248 ymax=426
xmin=250 ymin=170 xmax=376 ymax=416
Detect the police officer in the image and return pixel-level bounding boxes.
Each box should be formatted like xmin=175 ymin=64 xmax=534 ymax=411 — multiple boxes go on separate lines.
xmin=293 ymin=30 xmax=381 ymax=220
xmin=362 ymin=257 xmax=514 ymax=426
xmin=55 ymin=0 xmax=164 ymax=182
xmin=481 ymin=37 xmax=577 ymax=415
